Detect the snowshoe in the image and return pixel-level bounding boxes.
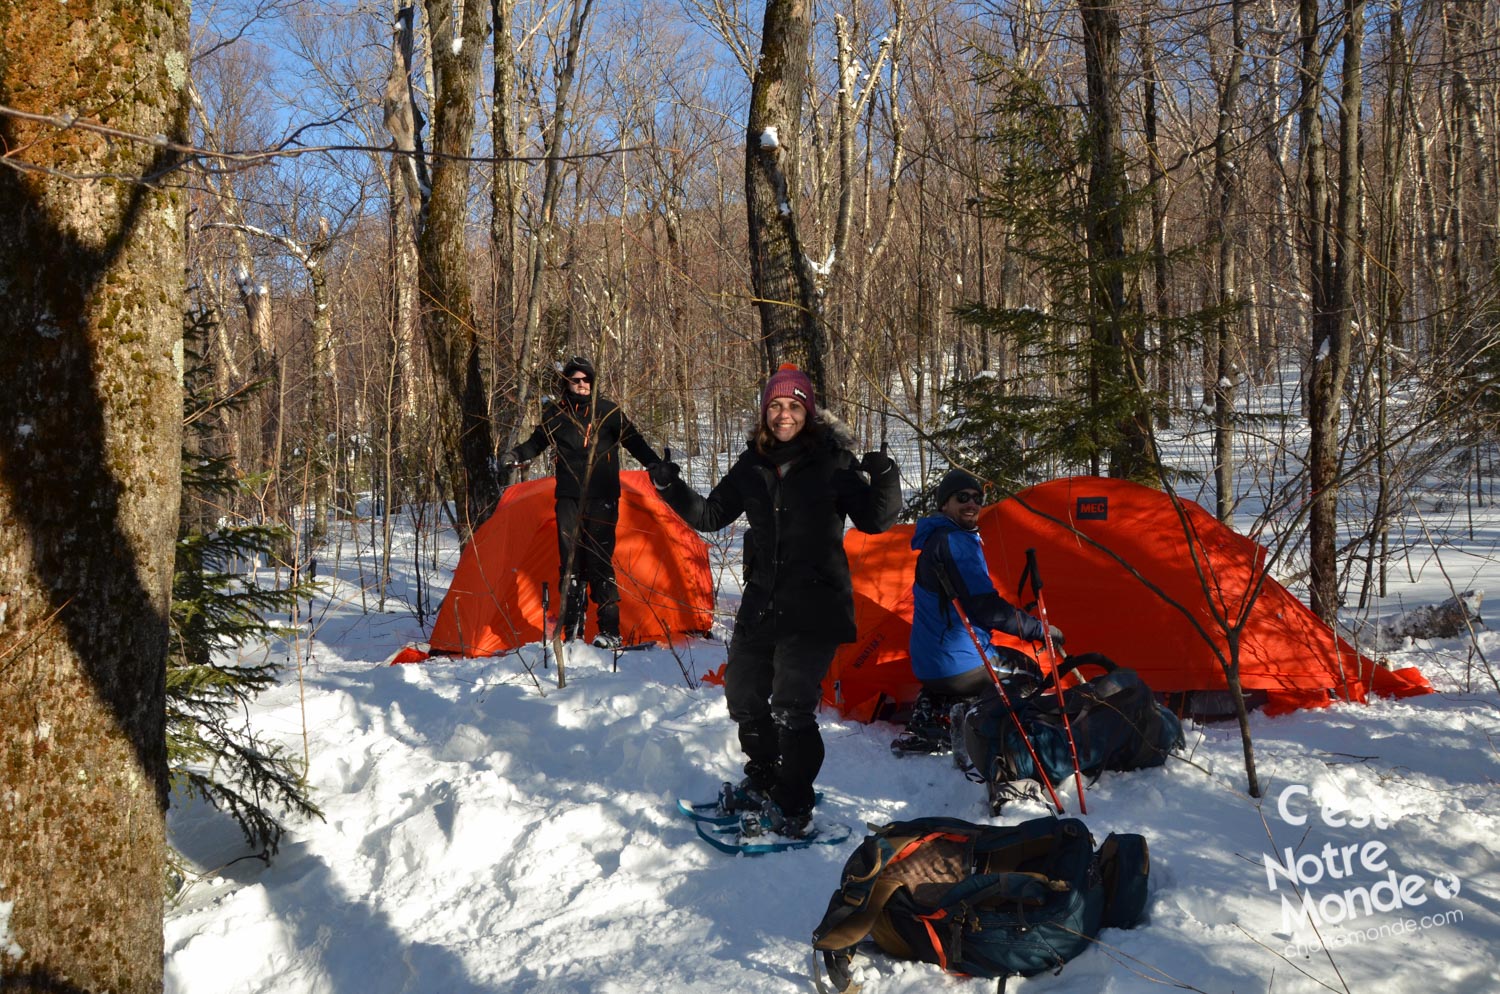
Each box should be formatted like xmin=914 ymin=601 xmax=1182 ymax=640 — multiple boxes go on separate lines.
xmin=740 ymin=796 xmax=813 ymax=840
xmin=676 ymin=782 xmax=821 ymax=824
xmin=692 ymin=812 xmax=852 ymax=856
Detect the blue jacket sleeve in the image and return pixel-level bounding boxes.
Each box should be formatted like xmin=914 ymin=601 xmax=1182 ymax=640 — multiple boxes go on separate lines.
xmin=941 ymin=531 xmax=1044 ymax=642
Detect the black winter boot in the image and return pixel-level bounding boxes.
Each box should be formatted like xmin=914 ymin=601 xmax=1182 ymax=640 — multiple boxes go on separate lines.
xmin=717 ymin=777 xmax=769 ymax=814
xmin=562 ymin=577 xmax=589 ymax=641
xmin=741 ymin=795 xmax=813 ymax=840
xmin=891 ymin=690 xmax=959 ymax=755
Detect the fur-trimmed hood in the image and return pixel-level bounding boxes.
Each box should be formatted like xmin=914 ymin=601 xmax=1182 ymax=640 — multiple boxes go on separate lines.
xmin=815 ymin=408 xmax=859 ymax=453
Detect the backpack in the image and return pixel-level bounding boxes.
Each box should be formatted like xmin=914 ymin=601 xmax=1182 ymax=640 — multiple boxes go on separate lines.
xmin=810 ymin=815 xmax=1150 ymax=991
xmin=958 ymin=653 xmax=1185 ymax=814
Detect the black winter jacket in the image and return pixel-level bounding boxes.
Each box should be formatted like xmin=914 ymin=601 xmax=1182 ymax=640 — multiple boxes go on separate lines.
xmin=658 ymin=420 xmax=901 ymax=643
xmin=511 ymin=394 xmax=659 ymax=501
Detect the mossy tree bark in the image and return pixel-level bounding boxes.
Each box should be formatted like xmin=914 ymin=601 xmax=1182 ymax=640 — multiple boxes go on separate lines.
xmin=0 ymin=0 xmax=188 ymax=990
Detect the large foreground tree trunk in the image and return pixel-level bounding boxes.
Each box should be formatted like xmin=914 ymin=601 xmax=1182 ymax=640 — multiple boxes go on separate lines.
xmin=0 ymin=1 xmax=188 ymax=990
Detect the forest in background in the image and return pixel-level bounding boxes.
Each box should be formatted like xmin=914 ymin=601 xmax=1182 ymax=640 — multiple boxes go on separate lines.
xmin=185 ymin=0 xmax=1498 ymax=626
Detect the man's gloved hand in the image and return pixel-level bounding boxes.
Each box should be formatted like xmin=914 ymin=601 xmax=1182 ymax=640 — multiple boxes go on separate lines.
xmin=503 ymin=449 xmax=527 ymax=469
xmin=1044 ymin=625 xmax=1065 ymax=651
xmin=860 ymin=449 xmax=896 ymax=478
xmin=648 ymin=459 xmax=681 ymax=490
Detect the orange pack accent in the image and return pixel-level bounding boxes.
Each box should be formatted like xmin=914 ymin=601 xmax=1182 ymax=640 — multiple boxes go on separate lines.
xmin=918 ymin=908 xmax=949 ymax=971
xmin=891 ymin=832 xmax=972 ymax=866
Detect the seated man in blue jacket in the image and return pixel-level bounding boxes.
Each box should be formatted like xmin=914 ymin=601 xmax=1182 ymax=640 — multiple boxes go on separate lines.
xmin=895 ymin=468 xmax=1063 ymax=754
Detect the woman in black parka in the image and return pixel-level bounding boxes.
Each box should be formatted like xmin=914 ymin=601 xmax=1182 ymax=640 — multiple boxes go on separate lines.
xmin=650 ymin=365 xmax=900 ymax=837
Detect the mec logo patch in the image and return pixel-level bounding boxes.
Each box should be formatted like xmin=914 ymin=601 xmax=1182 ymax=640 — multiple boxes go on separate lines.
xmin=1076 ymin=496 xmax=1108 ymax=521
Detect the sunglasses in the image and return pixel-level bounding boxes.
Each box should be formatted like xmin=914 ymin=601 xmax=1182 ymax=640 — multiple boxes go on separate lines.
xmin=950 ymin=491 xmax=983 ymax=506
xmin=568 ymin=375 xmax=592 ymax=384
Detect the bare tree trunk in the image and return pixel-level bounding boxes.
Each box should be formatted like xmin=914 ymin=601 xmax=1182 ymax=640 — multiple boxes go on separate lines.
xmin=186 ymin=80 xmax=274 ymax=376
xmin=1264 ymin=0 xmax=1306 ymax=365
xmin=516 ymin=0 xmax=594 ymax=435
xmin=1303 ymin=0 xmax=1363 ymax=624
xmin=1080 ymin=0 xmax=1147 ymax=478
xmin=417 ymin=0 xmax=502 ymax=533
xmin=199 ymin=218 xmax=338 ymax=539
xmin=387 ymin=158 xmax=421 ymax=421
xmin=1141 ymin=23 xmax=1172 ymax=430
xmin=1445 ymin=1 xmax=1496 ymax=285
xmin=0 ymin=1 xmax=186 ymax=988
xmin=383 ymin=5 xmax=424 ymax=423
xmin=746 ymin=0 xmax=826 ymax=390
xmin=1361 ymin=3 xmax=1414 ymax=607
xmin=844 ymin=4 xmax=907 ymax=410
xmin=1213 ymin=0 xmax=1246 ymax=521
xmin=307 ymin=217 xmax=335 ymax=538
xmin=491 ymin=0 xmax=522 ymax=447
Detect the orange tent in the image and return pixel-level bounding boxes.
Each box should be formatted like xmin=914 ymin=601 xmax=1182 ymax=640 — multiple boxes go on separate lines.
xmin=425 ymin=471 xmax=714 ymax=655
xmin=824 ymin=476 xmax=1431 ymax=719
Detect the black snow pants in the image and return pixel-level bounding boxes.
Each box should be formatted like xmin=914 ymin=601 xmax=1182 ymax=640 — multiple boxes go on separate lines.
xmin=555 ymin=496 xmax=621 ymax=637
xmin=724 ymin=625 xmax=840 ymax=818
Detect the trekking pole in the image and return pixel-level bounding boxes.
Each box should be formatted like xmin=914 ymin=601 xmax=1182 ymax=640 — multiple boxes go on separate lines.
xmin=1023 ymin=548 xmax=1086 ymax=815
xmin=546 ymin=580 xmax=568 ymax=690
xmin=946 ymin=595 xmax=1065 ymax=814
xmin=541 ymin=582 xmax=551 ymax=671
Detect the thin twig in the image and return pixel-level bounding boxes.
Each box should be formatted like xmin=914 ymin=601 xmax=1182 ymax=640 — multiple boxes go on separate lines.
xmin=0 ymin=102 xmax=677 ymax=178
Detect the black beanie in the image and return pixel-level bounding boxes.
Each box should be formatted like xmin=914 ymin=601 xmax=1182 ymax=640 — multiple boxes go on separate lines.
xmin=936 ymin=468 xmax=983 ymax=507
xmin=561 ymin=356 xmax=595 ymax=381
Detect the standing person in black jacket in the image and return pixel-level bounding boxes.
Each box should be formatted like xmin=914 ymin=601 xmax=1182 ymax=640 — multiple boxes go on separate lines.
xmin=649 ymin=365 xmax=901 ymax=838
xmin=507 ymin=357 xmax=660 ymax=648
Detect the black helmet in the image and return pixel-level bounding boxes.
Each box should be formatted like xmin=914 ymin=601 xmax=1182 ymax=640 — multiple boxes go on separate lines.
xmin=561 ymin=356 xmax=595 ymax=382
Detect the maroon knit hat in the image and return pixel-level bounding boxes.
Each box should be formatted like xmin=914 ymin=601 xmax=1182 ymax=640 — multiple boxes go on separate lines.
xmin=760 ymin=364 xmax=816 ymax=422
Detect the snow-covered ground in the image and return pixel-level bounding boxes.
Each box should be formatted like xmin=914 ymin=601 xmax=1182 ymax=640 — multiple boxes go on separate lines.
xmin=164 ymin=454 xmax=1500 ymax=994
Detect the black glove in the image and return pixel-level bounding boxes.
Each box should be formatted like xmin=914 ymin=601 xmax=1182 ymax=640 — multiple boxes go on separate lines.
xmin=1045 ymin=625 xmax=1065 ymax=650
xmin=648 ymin=459 xmax=681 ymax=490
xmin=860 ymin=449 xmax=895 ymax=478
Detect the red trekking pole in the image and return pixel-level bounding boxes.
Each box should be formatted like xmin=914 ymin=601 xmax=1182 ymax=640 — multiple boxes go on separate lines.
xmin=947 ymin=595 xmax=1065 ymax=814
xmin=1021 ymin=548 xmax=1086 ymax=814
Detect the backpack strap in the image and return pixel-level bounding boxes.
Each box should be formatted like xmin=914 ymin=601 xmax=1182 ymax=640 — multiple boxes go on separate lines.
xmin=1055 ymin=651 xmax=1116 ymax=683
xmin=811 ymin=948 xmax=861 ymax=994
xmin=816 ymin=876 xmax=909 ymax=951
xmin=813 ymin=831 xmax=963 ymax=950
